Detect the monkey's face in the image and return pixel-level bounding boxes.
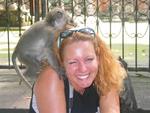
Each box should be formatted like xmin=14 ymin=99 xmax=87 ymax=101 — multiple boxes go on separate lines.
xmin=46 ymin=7 xmax=76 ymax=30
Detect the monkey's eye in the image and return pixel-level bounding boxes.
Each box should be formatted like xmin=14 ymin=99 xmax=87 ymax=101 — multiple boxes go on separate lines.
xmin=56 ymin=11 xmax=63 ymax=18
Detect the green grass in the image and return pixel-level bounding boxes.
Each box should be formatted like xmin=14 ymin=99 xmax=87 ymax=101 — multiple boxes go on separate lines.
xmin=0 ymin=44 xmax=149 ymax=61
xmin=108 ymin=44 xmax=149 ymax=61
xmin=0 ymin=54 xmax=11 ymax=58
xmin=0 ymin=48 xmax=14 ymax=51
xmin=0 ymin=27 xmax=26 ymax=31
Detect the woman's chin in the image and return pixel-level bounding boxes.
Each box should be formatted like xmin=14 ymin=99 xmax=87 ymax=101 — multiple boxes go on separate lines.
xmin=79 ymin=81 xmax=93 ymax=88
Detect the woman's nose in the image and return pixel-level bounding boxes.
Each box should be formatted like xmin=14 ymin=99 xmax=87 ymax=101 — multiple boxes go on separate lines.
xmin=78 ymin=62 xmax=87 ymax=72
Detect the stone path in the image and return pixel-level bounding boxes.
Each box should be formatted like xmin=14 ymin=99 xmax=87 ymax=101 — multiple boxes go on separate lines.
xmin=0 ymin=69 xmax=150 ymax=112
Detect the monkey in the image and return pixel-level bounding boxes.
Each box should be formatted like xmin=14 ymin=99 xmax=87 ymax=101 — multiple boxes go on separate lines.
xmin=12 ymin=7 xmax=76 ymax=88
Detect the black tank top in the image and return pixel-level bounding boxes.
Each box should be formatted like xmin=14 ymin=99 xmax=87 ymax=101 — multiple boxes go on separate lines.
xmin=64 ymin=79 xmax=99 ymax=113
xmin=29 ymin=78 xmax=99 ymax=113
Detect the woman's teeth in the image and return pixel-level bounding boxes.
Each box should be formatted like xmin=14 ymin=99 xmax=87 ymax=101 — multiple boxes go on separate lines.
xmin=77 ymin=74 xmax=89 ymax=79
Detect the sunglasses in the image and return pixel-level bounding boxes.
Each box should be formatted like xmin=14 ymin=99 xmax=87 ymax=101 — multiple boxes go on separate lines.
xmin=58 ymin=27 xmax=96 ymax=47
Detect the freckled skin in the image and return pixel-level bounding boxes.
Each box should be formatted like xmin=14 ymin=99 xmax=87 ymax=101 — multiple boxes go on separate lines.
xmin=63 ymin=41 xmax=98 ymax=93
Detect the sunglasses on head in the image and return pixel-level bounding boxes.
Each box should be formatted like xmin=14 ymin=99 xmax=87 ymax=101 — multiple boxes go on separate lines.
xmin=58 ymin=27 xmax=96 ymax=47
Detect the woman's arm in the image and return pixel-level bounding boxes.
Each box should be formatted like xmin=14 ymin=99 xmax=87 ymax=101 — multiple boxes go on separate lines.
xmin=34 ymin=66 xmax=66 ymax=113
xmin=99 ymin=89 xmax=120 ymax=113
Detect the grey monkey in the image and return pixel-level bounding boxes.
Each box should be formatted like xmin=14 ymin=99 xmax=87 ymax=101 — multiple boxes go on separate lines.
xmin=12 ymin=7 xmax=75 ymax=88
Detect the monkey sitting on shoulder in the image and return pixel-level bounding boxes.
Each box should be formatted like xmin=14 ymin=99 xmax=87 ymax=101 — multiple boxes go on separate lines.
xmin=12 ymin=7 xmax=76 ymax=88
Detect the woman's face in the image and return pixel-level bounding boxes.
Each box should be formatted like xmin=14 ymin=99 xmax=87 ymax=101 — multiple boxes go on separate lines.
xmin=63 ymin=41 xmax=98 ymax=92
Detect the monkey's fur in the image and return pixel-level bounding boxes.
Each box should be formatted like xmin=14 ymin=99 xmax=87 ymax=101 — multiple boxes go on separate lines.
xmin=12 ymin=7 xmax=75 ymax=88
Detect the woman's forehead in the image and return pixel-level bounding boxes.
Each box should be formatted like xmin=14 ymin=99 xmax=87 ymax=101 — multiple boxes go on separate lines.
xmin=65 ymin=40 xmax=94 ymax=48
xmin=63 ymin=41 xmax=96 ymax=57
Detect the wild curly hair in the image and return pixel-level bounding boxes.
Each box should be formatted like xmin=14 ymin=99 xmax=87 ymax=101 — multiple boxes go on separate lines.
xmin=54 ymin=32 xmax=127 ymax=95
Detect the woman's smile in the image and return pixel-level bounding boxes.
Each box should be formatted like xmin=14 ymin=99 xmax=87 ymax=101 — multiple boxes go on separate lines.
xmin=77 ymin=74 xmax=89 ymax=80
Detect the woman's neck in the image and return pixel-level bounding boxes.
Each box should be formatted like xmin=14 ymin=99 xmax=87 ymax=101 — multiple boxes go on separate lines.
xmin=77 ymin=89 xmax=85 ymax=95
xmin=69 ymin=82 xmax=85 ymax=95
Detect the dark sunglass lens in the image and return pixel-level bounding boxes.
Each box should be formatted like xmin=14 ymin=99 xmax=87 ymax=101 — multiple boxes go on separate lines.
xmin=60 ymin=30 xmax=74 ymax=39
xmin=79 ymin=28 xmax=95 ymax=36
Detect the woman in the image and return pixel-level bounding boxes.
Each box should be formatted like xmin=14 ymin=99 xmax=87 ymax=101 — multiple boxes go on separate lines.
xmin=29 ymin=27 xmax=126 ymax=113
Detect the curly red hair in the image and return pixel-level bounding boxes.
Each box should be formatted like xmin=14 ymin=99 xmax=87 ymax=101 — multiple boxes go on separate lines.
xmin=94 ymin=34 xmax=126 ymax=95
xmin=54 ymin=32 xmax=126 ymax=95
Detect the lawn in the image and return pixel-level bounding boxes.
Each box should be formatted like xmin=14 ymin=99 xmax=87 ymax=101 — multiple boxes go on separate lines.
xmin=0 ymin=43 xmax=149 ymax=60
xmin=0 ymin=43 xmax=149 ymax=68
xmin=110 ymin=44 xmax=149 ymax=59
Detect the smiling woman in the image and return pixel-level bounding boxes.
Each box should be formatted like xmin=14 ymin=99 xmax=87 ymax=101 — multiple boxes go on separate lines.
xmin=57 ymin=27 xmax=126 ymax=95
xmin=56 ymin=27 xmax=127 ymax=113
xmin=62 ymin=41 xmax=98 ymax=94
xmin=29 ymin=27 xmax=127 ymax=113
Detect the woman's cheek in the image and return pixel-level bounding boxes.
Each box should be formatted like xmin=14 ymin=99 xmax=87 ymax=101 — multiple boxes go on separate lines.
xmin=65 ymin=65 xmax=76 ymax=76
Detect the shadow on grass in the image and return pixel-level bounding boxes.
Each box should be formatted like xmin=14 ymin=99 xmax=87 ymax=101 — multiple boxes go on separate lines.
xmin=0 ymin=108 xmax=150 ymax=113
xmin=0 ymin=109 xmax=28 ymax=113
xmin=136 ymin=108 xmax=150 ymax=113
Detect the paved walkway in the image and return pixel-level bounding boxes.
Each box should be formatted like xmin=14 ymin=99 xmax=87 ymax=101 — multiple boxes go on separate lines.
xmin=0 ymin=69 xmax=150 ymax=112
xmin=0 ymin=69 xmax=31 ymax=111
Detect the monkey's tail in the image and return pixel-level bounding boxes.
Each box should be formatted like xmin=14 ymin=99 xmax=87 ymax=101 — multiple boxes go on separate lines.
xmin=12 ymin=50 xmax=32 ymax=89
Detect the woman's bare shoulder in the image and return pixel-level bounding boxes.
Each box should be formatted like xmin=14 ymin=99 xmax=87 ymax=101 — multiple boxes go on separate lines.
xmin=34 ymin=66 xmax=64 ymax=92
xmin=33 ymin=66 xmax=66 ymax=113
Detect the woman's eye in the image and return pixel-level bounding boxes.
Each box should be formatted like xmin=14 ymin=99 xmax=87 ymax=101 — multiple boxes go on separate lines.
xmin=68 ymin=61 xmax=77 ymax=65
xmin=86 ymin=58 xmax=94 ymax=62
